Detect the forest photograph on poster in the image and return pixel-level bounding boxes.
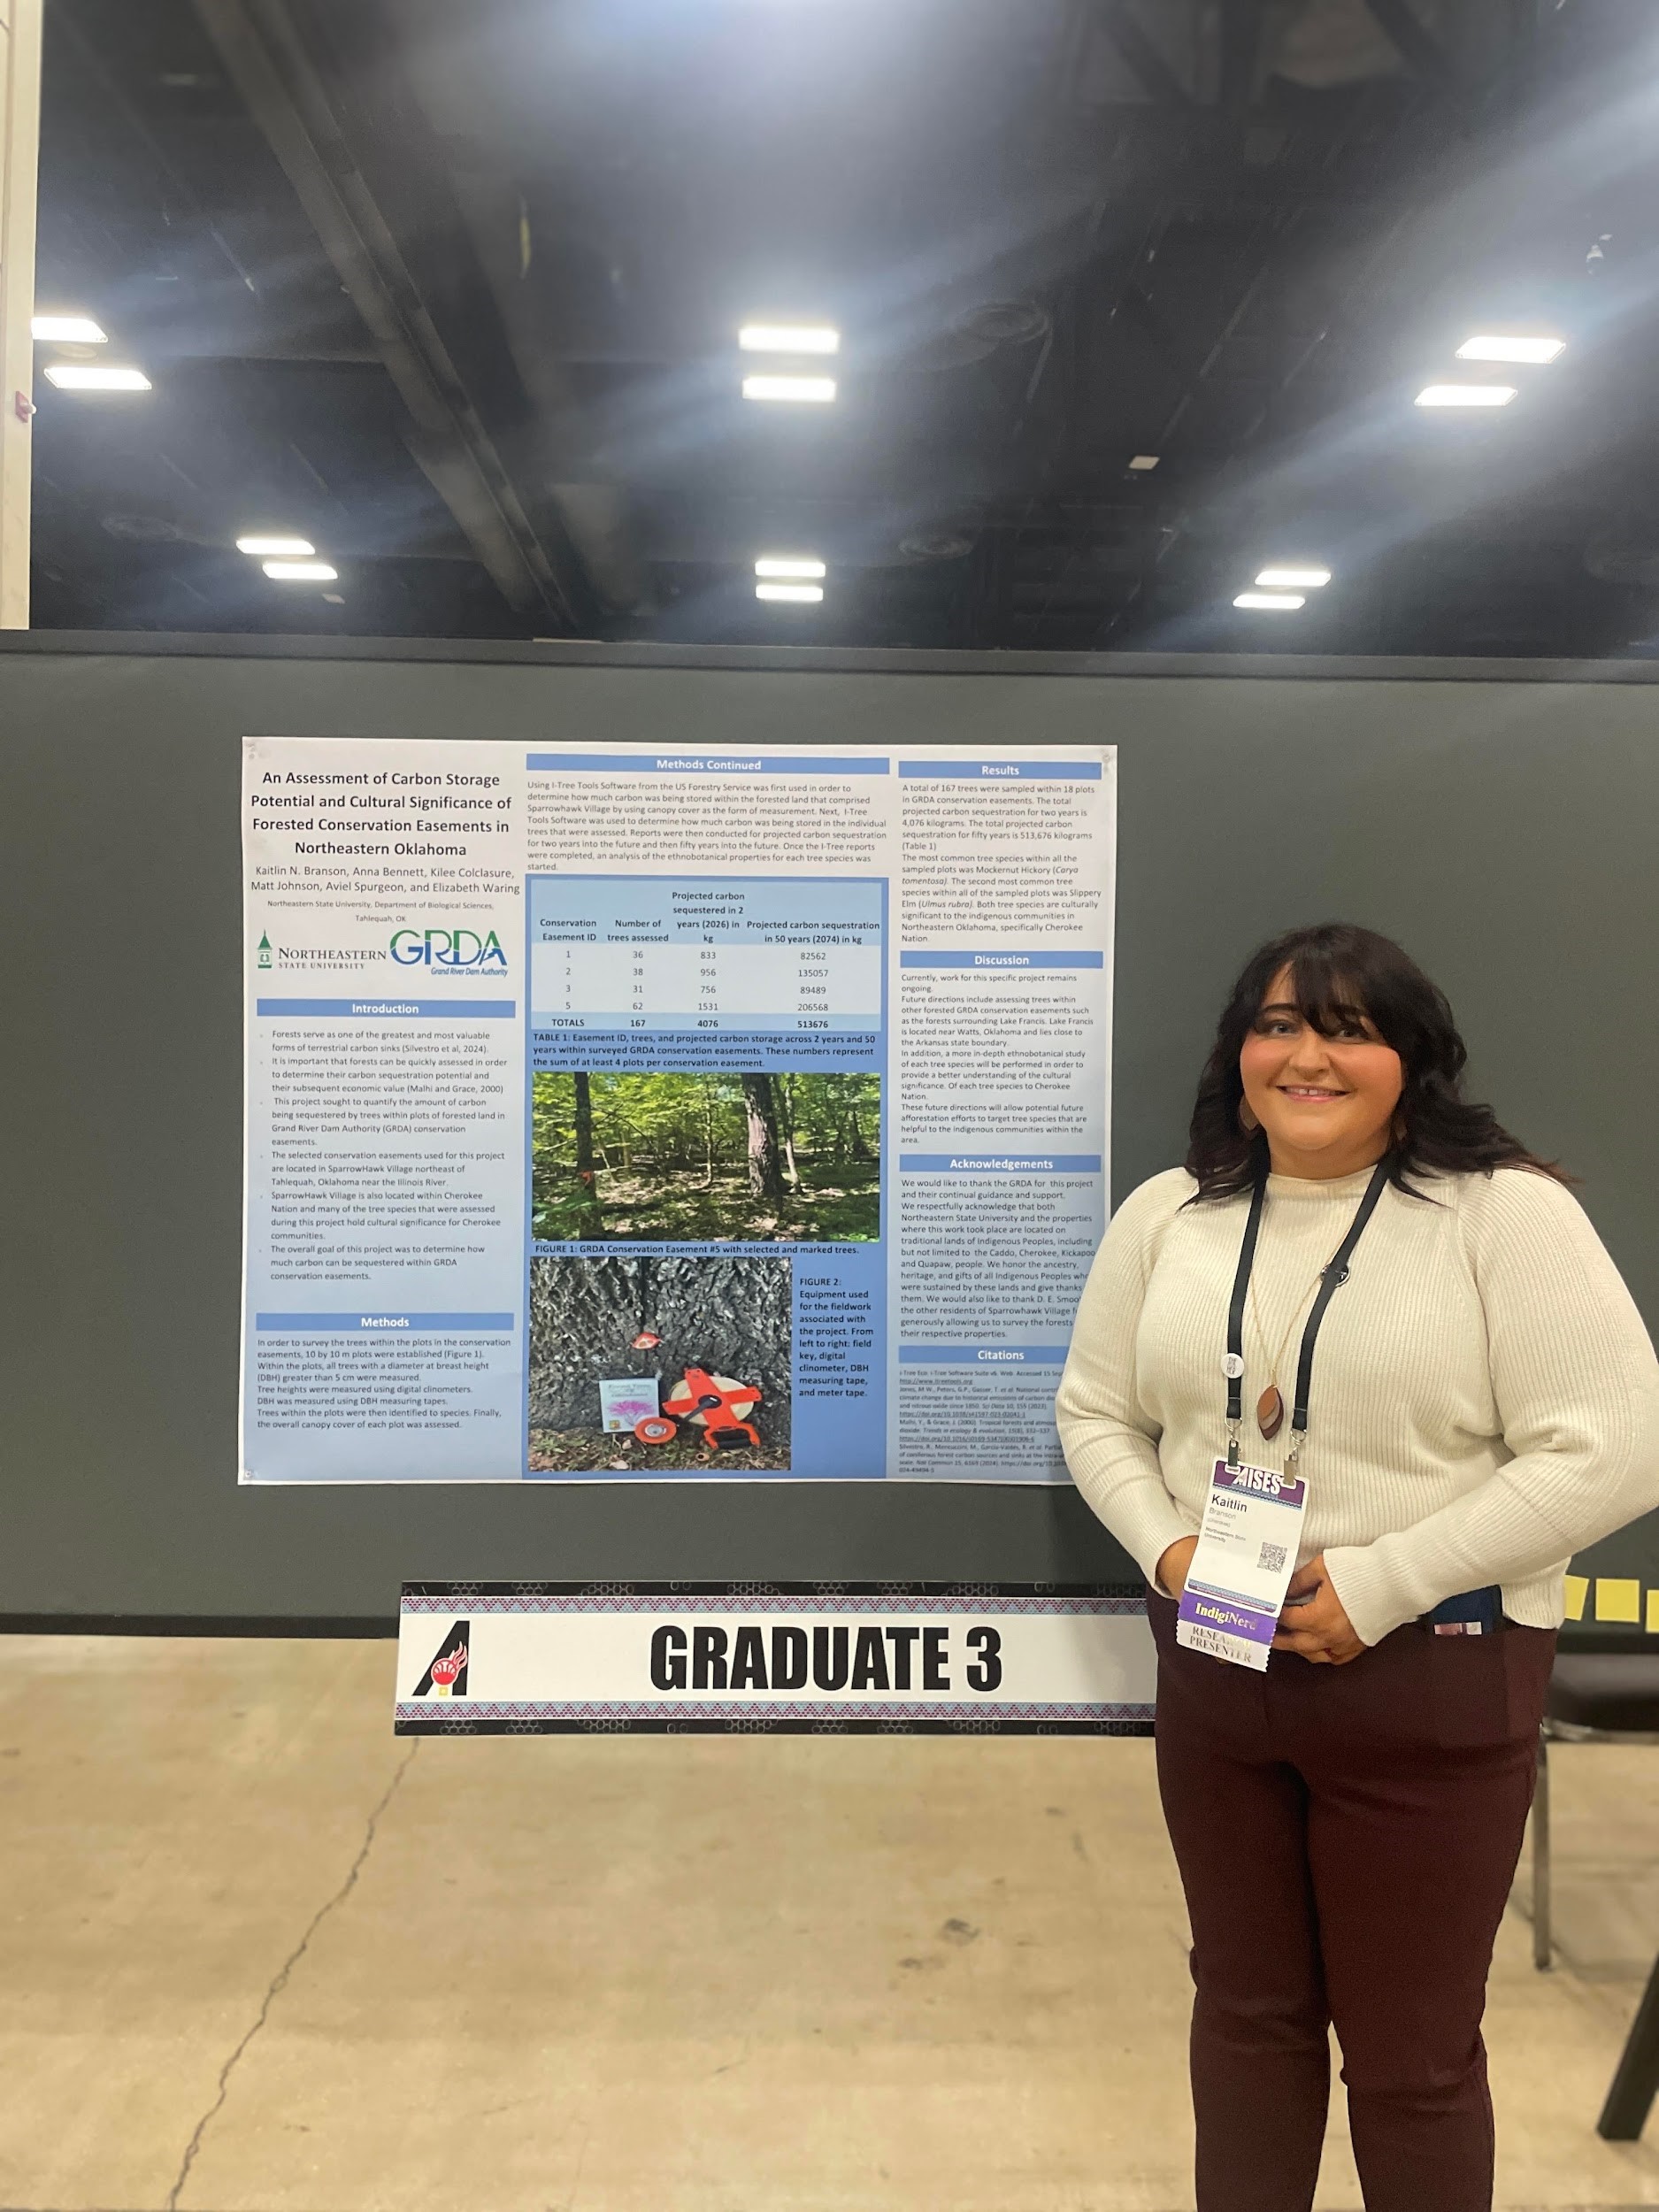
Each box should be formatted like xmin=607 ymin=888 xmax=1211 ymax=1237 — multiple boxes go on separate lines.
xmin=531 ymin=1070 xmax=880 ymax=1242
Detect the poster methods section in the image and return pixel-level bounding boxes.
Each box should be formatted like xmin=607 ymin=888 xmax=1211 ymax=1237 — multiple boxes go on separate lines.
xmin=242 ymin=737 xmax=1114 ymax=1482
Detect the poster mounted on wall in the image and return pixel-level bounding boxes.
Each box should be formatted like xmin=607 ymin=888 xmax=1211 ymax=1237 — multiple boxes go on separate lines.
xmin=241 ymin=736 xmax=1114 ymax=1483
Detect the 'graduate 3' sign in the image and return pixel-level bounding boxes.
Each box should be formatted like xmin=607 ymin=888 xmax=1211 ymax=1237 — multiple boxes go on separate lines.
xmin=395 ymin=1581 xmax=1155 ymax=1735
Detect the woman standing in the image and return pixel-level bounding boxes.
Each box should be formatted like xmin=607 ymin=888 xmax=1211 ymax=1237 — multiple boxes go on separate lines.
xmin=1056 ymin=922 xmax=1659 ymax=2212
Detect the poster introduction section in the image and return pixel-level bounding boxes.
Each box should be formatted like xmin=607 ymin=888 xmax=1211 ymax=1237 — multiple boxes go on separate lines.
xmin=242 ymin=737 xmax=1114 ymax=1483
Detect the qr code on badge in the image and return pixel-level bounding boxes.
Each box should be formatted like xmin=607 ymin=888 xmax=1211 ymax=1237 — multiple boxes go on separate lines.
xmin=1258 ymin=1541 xmax=1288 ymax=1572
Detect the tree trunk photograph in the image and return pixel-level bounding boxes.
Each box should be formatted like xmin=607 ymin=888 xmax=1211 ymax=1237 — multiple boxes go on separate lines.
xmin=571 ymin=1071 xmax=606 ymax=1239
xmin=528 ymin=1252 xmax=793 ymax=1472
xmin=741 ymin=1072 xmax=787 ymax=1205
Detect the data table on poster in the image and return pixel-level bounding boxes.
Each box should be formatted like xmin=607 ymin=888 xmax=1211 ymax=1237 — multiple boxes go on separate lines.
xmin=529 ymin=875 xmax=884 ymax=1035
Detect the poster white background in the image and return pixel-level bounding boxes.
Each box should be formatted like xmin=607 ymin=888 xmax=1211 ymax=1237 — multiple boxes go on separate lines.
xmin=242 ymin=738 xmax=1114 ymax=1485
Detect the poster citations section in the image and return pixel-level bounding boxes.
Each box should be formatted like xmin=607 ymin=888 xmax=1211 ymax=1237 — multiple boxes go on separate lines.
xmin=242 ymin=737 xmax=1113 ymax=1483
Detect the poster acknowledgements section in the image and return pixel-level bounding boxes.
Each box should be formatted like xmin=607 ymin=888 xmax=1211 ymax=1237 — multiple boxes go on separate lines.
xmin=242 ymin=739 xmax=1114 ymax=1483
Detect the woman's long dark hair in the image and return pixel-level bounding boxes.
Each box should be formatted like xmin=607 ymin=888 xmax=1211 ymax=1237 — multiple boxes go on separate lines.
xmin=1185 ymin=923 xmax=1565 ymax=1202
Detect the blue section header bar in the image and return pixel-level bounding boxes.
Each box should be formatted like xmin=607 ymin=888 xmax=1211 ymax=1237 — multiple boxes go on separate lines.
xmin=897 ymin=760 xmax=1102 ymax=780
xmin=526 ymin=753 xmax=888 ymax=775
xmin=901 ymin=1154 xmax=1102 ymax=1174
xmin=899 ymin=950 xmax=1104 ymax=970
xmin=255 ymin=999 xmax=517 ymax=1018
xmin=256 ymin=1313 xmax=517 ymax=1333
xmin=900 ymin=1346 xmax=1072 ymax=1365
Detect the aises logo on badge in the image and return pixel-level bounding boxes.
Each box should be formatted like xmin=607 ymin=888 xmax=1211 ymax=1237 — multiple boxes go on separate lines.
xmin=413 ymin=1620 xmax=471 ymax=1699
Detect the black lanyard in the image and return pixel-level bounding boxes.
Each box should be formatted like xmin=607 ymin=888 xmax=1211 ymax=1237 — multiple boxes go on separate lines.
xmin=1224 ymin=1155 xmax=1393 ymax=1467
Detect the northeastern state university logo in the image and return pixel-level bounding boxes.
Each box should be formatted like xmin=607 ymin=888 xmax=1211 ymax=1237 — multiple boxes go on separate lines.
xmin=412 ymin=1620 xmax=470 ymax=1699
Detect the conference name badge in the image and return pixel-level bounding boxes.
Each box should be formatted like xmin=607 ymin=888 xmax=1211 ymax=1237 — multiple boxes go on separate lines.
xmin=1174 ymin=1457 xmax=1306 ymax=1672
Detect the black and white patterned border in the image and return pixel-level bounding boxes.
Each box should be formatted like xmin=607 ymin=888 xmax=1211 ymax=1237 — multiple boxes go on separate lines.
xmin=401 ymin=1593 xmax=1144 ymax=1617
xmin=401 ymin=1579 xmax=1146 ymax=1617
xmin=396 ymin=1696 xmax=1150 ymax=1723
xmin=396 ymin=1709 xmax=1154 ymax=1737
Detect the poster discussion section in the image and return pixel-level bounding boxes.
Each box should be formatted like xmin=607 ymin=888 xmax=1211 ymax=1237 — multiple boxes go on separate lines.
xmin=242 ymin=736 xmax=1115 ymax=1484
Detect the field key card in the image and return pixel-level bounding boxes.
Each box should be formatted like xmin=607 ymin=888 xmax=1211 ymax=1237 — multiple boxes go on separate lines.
xmin=1174 ymin=1459 xmax=1307 ymax=1671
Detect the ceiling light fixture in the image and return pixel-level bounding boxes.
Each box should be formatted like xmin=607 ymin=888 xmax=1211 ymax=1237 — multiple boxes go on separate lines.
xmin=1255 ymin=565 xmax=1331 ymax=589
xmin=263 ymin=560 xmax=338 ymax=582
xmin=757 ymin=582 xmax=824 ymax=604
xmin=739 ymin=323 xmax=840 ymax=355
xmin=1233 ymin=591 xmax=1305 ymax=611
xmin=1455 ymin=334 xmax=1565 ymax=365
xmin=1127 ymin=454 xmax=1159 ymax=471
xmin=32 ymin=313 xmax=109 ymax=343
xmin=755 ymin=556 xmax=826 ymax=580
xmin=742 ymin=373 xmax=837 ymax=404
xmin=237 ymin=534 xmax=316 ymax=557
xmin=43 ymin=364 xmax=151 ymax=392
xmin=1414 ymin=384 xmax=1517 ymax=409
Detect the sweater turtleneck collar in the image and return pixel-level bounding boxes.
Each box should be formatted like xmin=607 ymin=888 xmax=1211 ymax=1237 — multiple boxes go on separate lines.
xmin=1264 ymin=1162 xmax=1389 ymax=1202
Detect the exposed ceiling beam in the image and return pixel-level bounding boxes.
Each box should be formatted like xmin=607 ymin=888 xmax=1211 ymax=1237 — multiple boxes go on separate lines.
xmin=1094 ymin=3 xmax=1196 ymax=110
xmin=1361 ymin=0 xmax=1473 ymax=112
xmin=191 ymin=0 xmax=594 ymax=627
xmin=1217 ymin=0 xmax=1267 ymax=121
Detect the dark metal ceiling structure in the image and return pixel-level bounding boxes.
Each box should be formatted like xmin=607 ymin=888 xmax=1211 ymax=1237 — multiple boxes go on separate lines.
xmin=28 ymin=0 xmax=1659 ymax=655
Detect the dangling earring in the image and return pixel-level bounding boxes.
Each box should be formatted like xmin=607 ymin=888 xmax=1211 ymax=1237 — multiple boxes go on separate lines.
xmin=1239 ymin=1100 xmax=1260 ymax=1134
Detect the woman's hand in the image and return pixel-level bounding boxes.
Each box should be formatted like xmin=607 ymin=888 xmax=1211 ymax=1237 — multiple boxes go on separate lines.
xmin=1156 ymin=1533 xmax=1200 ymax=1597
xmin=1271 ymin=1554 xmax=1366 ymax=1664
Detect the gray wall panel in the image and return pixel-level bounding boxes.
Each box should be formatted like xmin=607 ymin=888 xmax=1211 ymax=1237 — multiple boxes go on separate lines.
xmin=2 ymin=646 xmax=1654 ymax=1621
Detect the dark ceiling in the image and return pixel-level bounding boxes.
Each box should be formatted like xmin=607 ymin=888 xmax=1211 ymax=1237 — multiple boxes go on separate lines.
xmin=29 ymin=0 xmax=1659 ymax=656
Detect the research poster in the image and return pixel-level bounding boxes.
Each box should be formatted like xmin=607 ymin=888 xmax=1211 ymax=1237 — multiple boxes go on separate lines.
xmin=242 ymin=736 xmax=1114 ymax=1483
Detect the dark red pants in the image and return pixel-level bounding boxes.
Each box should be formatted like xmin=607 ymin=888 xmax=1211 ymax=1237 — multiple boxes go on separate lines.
xmin=1148 ymin=1591 xmax=1555 ymax=2212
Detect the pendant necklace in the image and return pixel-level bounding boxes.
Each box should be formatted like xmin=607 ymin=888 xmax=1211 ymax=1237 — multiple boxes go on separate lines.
xmin=1222 ymin=1156 xmax=1394 ymax=1469
xmin=1247 ymin=1263 xmax=1325 ymax=1440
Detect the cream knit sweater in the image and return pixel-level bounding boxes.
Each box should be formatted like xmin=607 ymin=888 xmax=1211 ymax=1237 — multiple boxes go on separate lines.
xmin=1056 ymin=1164 xmax=1659 ymax=1648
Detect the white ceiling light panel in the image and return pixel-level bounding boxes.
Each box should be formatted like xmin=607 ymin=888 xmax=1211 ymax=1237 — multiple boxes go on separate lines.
xmin=237 ymin=534 xmax=316 ymax=557
xmin=755 ymin=556 xmax=827 ymax=580
xmin=43 ymin=364 xmax=150 ymax=392
xmin=739 ymin=323 xmax=840 ymax=355
xmin=742 ymin=374 xmax=837 ymax=404
xmin=1415 ymin=384 xmax=1517 ymax=409
xmin=1455 ymin=334 xmax=1565 ymax=365
xmin=32 ymin=314 xmax=108 ymax=343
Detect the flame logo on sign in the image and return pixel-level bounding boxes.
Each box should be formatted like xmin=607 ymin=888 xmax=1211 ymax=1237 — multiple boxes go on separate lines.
xmin=414 ymin=1621 xmax=471 ymax=1699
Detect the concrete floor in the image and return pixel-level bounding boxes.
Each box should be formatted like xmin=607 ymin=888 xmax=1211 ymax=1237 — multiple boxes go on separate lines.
xmin=3 ymin=1637 xmax=1658 ymax=2212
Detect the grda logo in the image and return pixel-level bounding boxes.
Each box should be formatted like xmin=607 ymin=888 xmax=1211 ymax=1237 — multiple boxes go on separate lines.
xmin=390 ymin=926 xmax=507 ymax=970
xmin=412 ymin=1621 xmax=471 ymax=1699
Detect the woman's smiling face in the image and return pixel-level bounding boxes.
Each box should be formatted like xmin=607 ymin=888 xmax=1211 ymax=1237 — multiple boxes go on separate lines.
xmin=1238 ymin=964 xmax=1405 ymax=1179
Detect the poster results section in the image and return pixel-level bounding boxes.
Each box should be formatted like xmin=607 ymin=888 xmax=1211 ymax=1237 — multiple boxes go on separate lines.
xmin=242 ymin=738 xmax=529 ymax=1480
xmin=892 ymin=757 xmax=1114 ymax=1481
xmin=522 ymin=752 xmax=889 ymax=1482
